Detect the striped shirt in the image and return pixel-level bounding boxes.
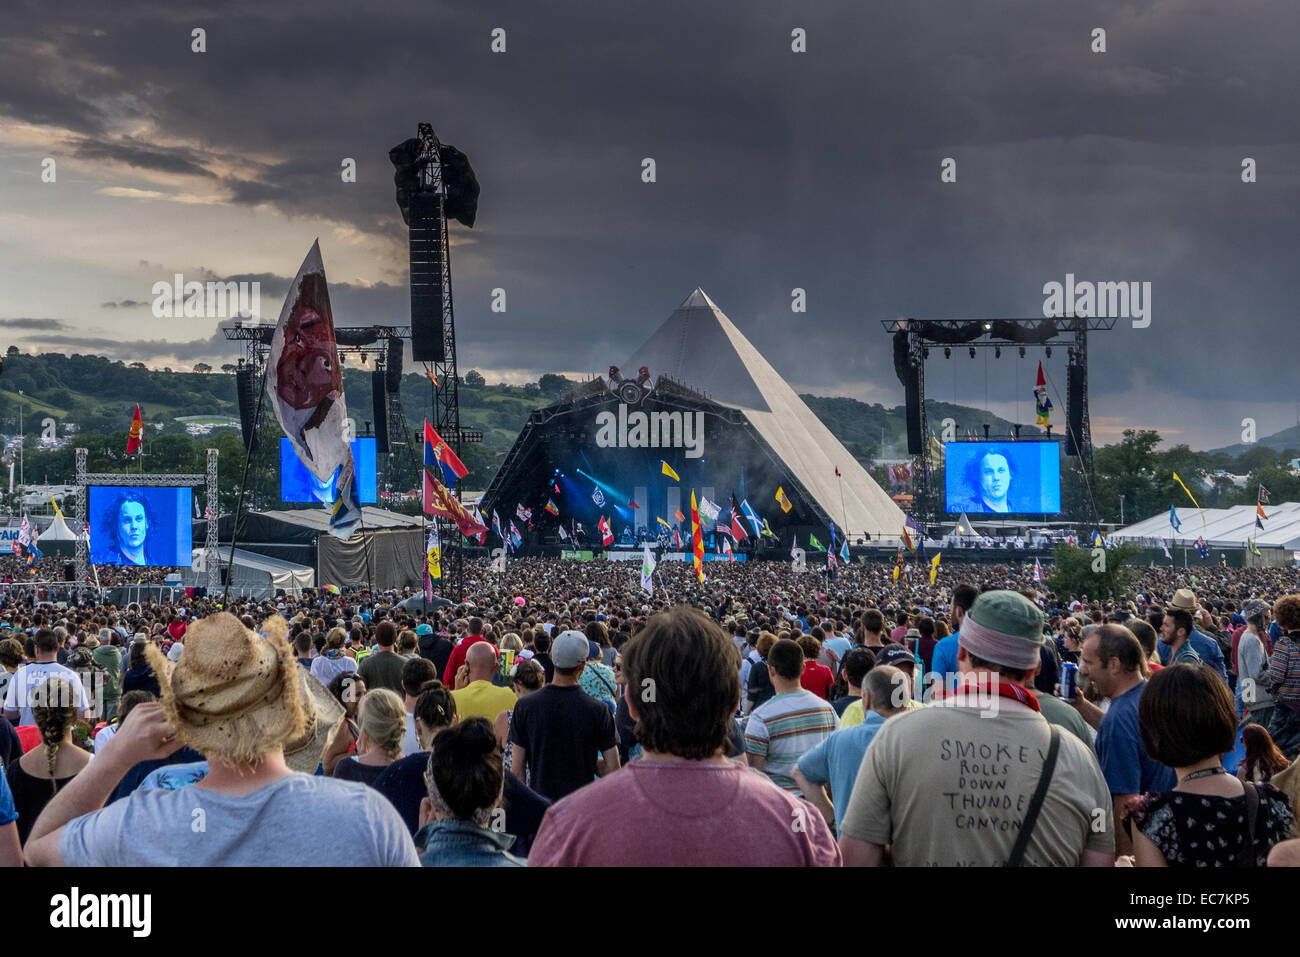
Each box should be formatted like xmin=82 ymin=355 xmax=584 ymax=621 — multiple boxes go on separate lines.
xmin=744 ymin=690 xmax=839 ymax=794
xmin=1268 ymin=634 xmax=1300 ymax=704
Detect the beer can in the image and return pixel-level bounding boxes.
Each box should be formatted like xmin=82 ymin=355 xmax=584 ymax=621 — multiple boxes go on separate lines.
xmin=1060 ymin=661 xmax=1078 ymax=702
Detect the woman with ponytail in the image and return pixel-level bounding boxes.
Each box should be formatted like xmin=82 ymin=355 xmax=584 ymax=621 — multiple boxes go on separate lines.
xmin=415 ymin=717 xmax=524 ymax=866
xmin=5 ymin=678 xmax=90 ymax=845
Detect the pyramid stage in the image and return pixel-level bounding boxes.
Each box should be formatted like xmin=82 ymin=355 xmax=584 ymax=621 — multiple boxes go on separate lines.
xmin=480 ymin=289 xmax=906 ymax=555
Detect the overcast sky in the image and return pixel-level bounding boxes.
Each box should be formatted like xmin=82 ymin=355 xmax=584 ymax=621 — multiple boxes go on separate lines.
xmin=1 ymin=0 xmax=1295 ymax=451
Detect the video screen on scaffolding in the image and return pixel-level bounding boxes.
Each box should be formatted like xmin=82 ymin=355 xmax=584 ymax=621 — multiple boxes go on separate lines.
xmin=944 ymin=441 xmax=1061 ymax=515
xmin=88 ymin=486 xmax=194 ymax=566
xmin=279 ymin=437 xmax=378 ymax=504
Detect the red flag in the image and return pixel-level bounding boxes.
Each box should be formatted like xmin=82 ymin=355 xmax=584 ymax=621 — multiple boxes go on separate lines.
xmin=672 ymin=527 xmax=683 ymax=549
xmin=598 ymin=516 xmax=614 ymax=546
xmin=729 ymin=495 xmax=748 ymax=543
xmin=674 ymin=508 xmax=685 ymax=524
xmin=423 ymin=471 xmax=488 ymax=539
xmin=126 ymin=404 xmax=143 ymax=455
xmin=424 ymin=420 xmax=468 ymax=483
xmin=690 ymin=491 xmax=704 ymax=582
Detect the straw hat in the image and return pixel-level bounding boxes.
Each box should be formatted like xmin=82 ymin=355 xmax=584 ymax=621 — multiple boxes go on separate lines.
xmin=146 ymin=612 xmax=341 ymax=771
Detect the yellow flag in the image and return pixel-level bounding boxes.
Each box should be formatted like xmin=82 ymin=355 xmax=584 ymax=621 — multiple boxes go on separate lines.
xmin=49 ymin=495 xmax=64 ymax=520
xmin=1171 ymin=471 xmax=1206 ymax=527
xmin=661 ymin=460 xmax=680 ymax=482
xmin=427 ymin=546 xmax=442 ymax=580
xmin=776 ymin=486 xmax=792 ymax=513
xmin=930 ymin=552 xmax=941 ymax=585
xmin=893 ymin=564 xmax=900 ymax=581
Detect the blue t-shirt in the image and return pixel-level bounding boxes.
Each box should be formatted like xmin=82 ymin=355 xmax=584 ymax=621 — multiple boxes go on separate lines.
xmin=1095 ymin=681 xmax=1176 ymax=796
xmin=930 ymin=634 xmax=960 ymax=691
xmin=824 ymin=636 xmax=851 ymax=666
xmin=0 ymin=767 xmax=17 ymax=827
xmin=794 ymin=711 xmax=888 ymax=834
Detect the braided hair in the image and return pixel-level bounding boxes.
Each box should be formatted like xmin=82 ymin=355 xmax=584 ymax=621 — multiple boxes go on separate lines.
xmin=32 ymin=677 xmax=77 ymax=793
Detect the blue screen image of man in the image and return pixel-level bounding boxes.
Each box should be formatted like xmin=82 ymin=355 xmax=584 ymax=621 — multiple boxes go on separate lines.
xmin=954 ymin=451 xmax=1018 ymax=513
xmin=93 ymin=491 xmax=154 ymax=565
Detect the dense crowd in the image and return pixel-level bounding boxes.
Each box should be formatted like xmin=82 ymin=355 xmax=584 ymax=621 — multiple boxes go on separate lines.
xmin=1 ymin=554 xmax=1299 ymax=867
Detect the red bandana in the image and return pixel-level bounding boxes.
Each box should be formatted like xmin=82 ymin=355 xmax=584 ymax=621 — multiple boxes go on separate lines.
xmin=934 ymin=679 xmax=1041 ymax=712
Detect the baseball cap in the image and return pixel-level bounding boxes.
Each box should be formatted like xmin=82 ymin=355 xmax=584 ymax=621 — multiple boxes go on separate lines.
xmin=415 ymin=623 xmax=433 ymax=636
xmin=587 ymin=640 xmax=602 ymax=661
xmin=874 ymin=645 xmax=916 ymax=669
xmin=552 ymin=630 xmax=590 ymax=668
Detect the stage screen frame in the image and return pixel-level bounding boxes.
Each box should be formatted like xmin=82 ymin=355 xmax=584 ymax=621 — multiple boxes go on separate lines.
xmin=87 ymin=485 xmax=194 ymax=566
xmin=944 ymin=441 xmax=1061 ymax=515
xmin=279 ymin=437 xmax=378 ymax=504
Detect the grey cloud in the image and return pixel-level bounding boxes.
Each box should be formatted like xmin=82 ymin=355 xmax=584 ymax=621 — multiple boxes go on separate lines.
xmin=73 ymin=137 xmax=215 ymax=179
xmin=100 ymin=299 xmax=148 ymax=308
xmin=0 ymin=317 xmax=69 ymax=330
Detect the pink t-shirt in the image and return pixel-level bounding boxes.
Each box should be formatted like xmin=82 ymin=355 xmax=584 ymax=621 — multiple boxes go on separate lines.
xmin=527 ymin=759 xmax=841 ymax=866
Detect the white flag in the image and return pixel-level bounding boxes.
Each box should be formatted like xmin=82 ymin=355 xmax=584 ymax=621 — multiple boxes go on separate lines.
xmin=1160 ymin=537 xmax=1171 ymax=559
xmin=698 ymin=497 xmax=721 ymax=527
xmin=640 ymin=544 xmax=656 ymax=595
xmin=266 ymin=240 xmax=360 ymax=539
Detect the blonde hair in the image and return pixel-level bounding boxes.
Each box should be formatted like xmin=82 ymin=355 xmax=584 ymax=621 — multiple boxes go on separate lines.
xmin=500 ymin=632 xmax=523 ymax=654
xmin=357 ymin=688 xmax=405 ymax=760
xmin=325 ymin=626 xmax=346 ymax=650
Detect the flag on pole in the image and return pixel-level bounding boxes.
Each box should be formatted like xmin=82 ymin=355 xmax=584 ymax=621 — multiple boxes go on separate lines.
xmin=126 ymin=403 xmax=143 ymax=455
xmin=424 ymin=421 xmax=468 ymax=487
xmin=598 ymin=516 xmax=614 ymax=546
xmin=641 ymin=543 xmax=657 ymax=594
xmin=1034 ymin=361 xmax=1053 ymax=426
xmin=729 ymin=495 xmax=749 ymax=542
xmin=1248 ymin=538 xmax=1261 ymax=556
xmin=790 ymin=535 xmax=798 ymax=560
xmin=690 ymin=491 xmax=705 ymax=582
xmin=839 ymin=538 xmax=850 ymax=565
xmin=544 ymin=498 xmax=559 ymax=516
xmin=49 ymin=495 xmax=63 ymax=520
xmin=661 ymin=461 xmax=680 ymax=482
xmin=592 ymin=487 xmax=605 ymax=507
xmin=901 ymin=527 xmax=915 ymax=552
xmin=656 ymin=516 xmax=672 ymax=531
xmin=1169 ymin=506 xmax=1182 ymax=533
xmin=739 ymin=499 xmax=762 ymax=537
xmin=266 ymin=240 xmax=360 ymax=540
xmin=1171 ymin=471 xmax=1205 ymax=526
xmin=674 ymin=507 xmax=685 ymax=524
xmin=930 ymin=552 xmax=941 ymax=585
xmin=808 ymin=534 xmax=825 ymax=551
xmin=422 ymin=472 xmax=489 ymax=539
xmin=1195 ymin=537 xmax=1210 ymax=560
xmin=1033 ymin=558 xmax=1043 ymax=583
xmin=775 ymin=486 xmax=792 ymax=513
xmin=516 ymin=504 xmax=532 ymax=523
xmin=893 ymin=547 xmax=902 ymax=581
xmin=1091 ymin=529 xmax=1106 ymax=548
xmin=492 ymin=511 xmax=504 ymax=542
xmin=698 ymin=497 xmax=721 ymax=527
xmin=557 ymin=524 xmax=568 ymax=542
xmin=1160 ymin=538 xmax=1172 ymax=559
xmin=426 ymin=522 xmax=442 ymax=586
xmin=722 ymin=537 xmax=734 ymax=563
xmin=1257 ymin=502 xmax=1269 ymax=525
xmin=509 ymin=521 xmax=523 ymax=549
xmin=1258 ymin=484 xmax=1271 ymax=505
xmin=760 ymin=518 xmax=777 ymax=540
xmin=672 ymin=527 xmax=682 ymax=549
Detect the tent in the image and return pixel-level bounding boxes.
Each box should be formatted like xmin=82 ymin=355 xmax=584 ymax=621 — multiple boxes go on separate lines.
xmin=36 ymin=512 xmax=78 ymax=557
xmin=1109 ymin=502 xmax=1300 ymax=551
xmin=196 ymin=507 xmax=427 ymax=590
xmin=182 ymin=547 xmax=314 ymax=599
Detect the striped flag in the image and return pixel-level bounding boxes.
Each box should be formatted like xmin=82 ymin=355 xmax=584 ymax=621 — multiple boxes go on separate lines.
xmin=690 ymin=491 xmax=704 ymax=582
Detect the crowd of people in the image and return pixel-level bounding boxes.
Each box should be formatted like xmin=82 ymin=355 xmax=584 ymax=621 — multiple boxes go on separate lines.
xmin=1 ymin=552 xmax=1299 ymax=867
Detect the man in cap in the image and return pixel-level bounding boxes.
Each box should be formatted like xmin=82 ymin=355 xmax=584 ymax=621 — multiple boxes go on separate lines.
xmin=839 ymin=591 xmax=1114 ymax=866
xmin=508 ymin=629 xmax=618 ymax=801
xmin=1157 ymin=589 xmax=1227 ymax=681
xmin=24 ymin=612 xmax=418 ymax=866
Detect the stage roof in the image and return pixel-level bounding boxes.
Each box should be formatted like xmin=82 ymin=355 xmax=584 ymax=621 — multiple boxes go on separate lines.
xmin=255 ymin=506 xmax=423 ymax=532
xmin=621 ymin=288 xmax=907 ymax=538
xmin=1109 ymin=502 xmax=1300 ymax=550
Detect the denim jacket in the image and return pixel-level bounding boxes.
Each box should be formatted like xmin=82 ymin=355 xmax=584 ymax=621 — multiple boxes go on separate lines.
xmin=413 ymin=819 xmax=526 ymax=867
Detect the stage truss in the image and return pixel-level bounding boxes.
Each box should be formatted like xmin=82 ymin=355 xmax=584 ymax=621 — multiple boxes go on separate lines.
xmin=75 ymin=447 xmax=219 ymax=591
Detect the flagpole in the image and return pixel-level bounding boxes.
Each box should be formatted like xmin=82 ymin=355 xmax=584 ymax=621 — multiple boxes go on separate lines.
xmin=837 ymin=472 xmax=848 ymax=542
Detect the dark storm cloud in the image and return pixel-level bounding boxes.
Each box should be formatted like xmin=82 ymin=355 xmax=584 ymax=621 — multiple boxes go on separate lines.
xmin=31 ymin=328 xmax=230 ymax=362
xmin=73 ymin=137 xmax=216 ymax=179
xmin=0 ymin=318 xmax=69 ymax=330
xmin=3 ymin=0 xmax=1298 ymax=444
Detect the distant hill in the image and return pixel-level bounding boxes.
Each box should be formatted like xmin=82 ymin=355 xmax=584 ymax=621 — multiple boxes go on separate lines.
xmin=1210 ymin=424 xmax=1300 ymax=459
xmin=0 ymin=352 xmax=1035 ymax=489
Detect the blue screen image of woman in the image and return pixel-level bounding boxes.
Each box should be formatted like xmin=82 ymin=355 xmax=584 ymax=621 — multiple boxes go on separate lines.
xmin=92 ymin=491 xmax=155 ymax=565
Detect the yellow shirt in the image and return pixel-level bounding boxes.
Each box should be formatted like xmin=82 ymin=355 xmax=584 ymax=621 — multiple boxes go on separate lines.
xmin=452 ymin=680 xmax=517 ymax=723
xmin=841 ymin=697 xmax=923 ymax=727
